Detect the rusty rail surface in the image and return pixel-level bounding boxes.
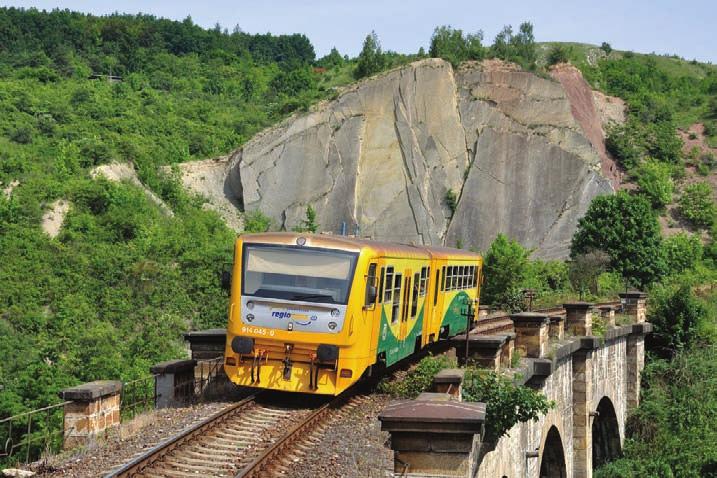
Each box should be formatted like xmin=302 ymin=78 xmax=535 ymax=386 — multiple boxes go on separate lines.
xmin=105 ymin=393 xmax=258 ymax=478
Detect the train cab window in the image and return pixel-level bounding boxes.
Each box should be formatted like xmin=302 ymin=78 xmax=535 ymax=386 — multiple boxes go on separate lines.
xmin=411 ymin=272 xmax=419 ymax=318
xmin=365 ymin=263 xmax=378 ymax=308
xmin=434 ymin=269 xmax=441 ymax=305
xmin=384 ymin=267 xmax=394 ymax=303
xmin=474 ymin=266 xmax=480 ymax=288
xmin=391 ymin=273 xmax=402 ymax=323
xmin=419 ymin=267 xmax=429 ymax=296
xmin=441 ymin=266 xmax=447 ymax=291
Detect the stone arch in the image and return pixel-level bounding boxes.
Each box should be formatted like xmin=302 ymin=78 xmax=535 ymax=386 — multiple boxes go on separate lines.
xmin=592 ymin=396 xmax=622 ymax=468
xmin=539 ymin=426 xmax=567 ymax=478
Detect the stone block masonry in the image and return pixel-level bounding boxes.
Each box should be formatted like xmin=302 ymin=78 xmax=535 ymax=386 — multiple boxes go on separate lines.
xmin=511 ymin=312 xmax=549 ymax=358
xmin=59 ymin=380 xmax=122 ymax=449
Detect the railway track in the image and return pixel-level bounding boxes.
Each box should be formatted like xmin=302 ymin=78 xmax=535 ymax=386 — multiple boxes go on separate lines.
xmin=105 ymin=391 xmax=356 ymax=478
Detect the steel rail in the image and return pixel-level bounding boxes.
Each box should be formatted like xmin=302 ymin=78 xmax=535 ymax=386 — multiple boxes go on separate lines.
xmin=235 ymin=391 xmax=352 ymax=478
xmin=104 ymin=393 xmax=258 ymax=478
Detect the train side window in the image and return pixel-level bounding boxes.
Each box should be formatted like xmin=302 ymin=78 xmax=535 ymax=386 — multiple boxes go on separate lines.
xmin=463 ymin=266 xmax=469 ymax=289
xmin=474 ymin=266 xmax=480 ymax=288
xmin=391 ymin=273 xmax=402 ymax=323
xmin=365 ymin=263 xmax=378 ymax=308
xmin=378 ymin=267 xmax=385 ymax=301
xmin=434 ymin=269 xmax=441 ymax=305
xmin=459 ymin=266 xmax=465 ymax=289
xmin=411 ymin=272 xmax=420 ymax=318
xmin=419 ymin=267 xmax=429 ymax=296
xmin=468 ymin=266 xmax=474 ymax=287
xmin=441 ymin=266 xmax=447 ymax=291
xmin=451 ymin=266 xmax=458 ymax=290
xmin=384 ymin=267 xmax=394 ymax=303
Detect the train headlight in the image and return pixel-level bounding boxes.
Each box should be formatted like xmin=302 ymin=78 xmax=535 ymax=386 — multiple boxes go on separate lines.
xmin=246 ymin=313 xmax=255 ymax=322
xmin=328 ymin=321 xmax=337 ymax=330
xmin=330 ymin=309 xmax=340 ymax=317
xmin=246 ymin=301 xmax=255 ymax=310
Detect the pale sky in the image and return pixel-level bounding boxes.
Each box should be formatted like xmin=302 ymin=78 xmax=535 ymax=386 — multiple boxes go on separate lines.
xmin=4 ymin=0 xmax=716 ymax=63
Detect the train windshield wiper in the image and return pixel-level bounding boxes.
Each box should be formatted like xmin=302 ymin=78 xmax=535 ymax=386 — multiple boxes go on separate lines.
xmin=290 ymin=293 xmax=334 ymax=302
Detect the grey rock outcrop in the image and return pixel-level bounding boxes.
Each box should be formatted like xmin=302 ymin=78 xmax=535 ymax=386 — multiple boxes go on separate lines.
xmin=197 ymin=58 xmax=618 ymax=258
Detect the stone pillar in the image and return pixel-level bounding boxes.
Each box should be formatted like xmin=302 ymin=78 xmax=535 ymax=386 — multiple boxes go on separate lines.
xmin=598 ymin=306 xmax=616 ymax=327
xmin=150 ymin=359 xmax=197 ymax=408
xmin=433 ymin=368 xmax=465 ymax=400
xmin=500 ymin=333 xmax=515 ymax=369
xmin=510 ymin=312 xmax=549 ymax=358
xmin=572 ymin=339 xmax=598 ymax=478
xmin=455 ymin=335 xmax=507 ymax=370
xmin=478 ymin=305 xmax=490 ymax=321
xmin=59 ymin=380 xmax=122 ymax=450
xmin=564 ymin=302 xmax=593 ymax=336
xmin=619 ymin=292 xmax=647 ymax=323
xmin=627 ymin=323 xmax=653 ymax=410
xmin=379 ymin=398 xmax=485 ymax=477
xmin=548 ymin=314 xmax=565 ymax=340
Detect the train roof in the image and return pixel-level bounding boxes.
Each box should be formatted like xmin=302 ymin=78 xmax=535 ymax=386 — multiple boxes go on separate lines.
xmin=238 ymin=232 xmax=482 ymax=261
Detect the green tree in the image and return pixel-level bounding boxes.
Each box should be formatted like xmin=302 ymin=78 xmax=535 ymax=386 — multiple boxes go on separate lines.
xmin=568 ymin=250 xmax=611 ymax=298
xmin=600 ymin=42 xmax=612 ymax=55
xmin=354 ymin=31 xmax=386 ymax=79
xmin=481 ymin=234 xmax=530 ymax=309
xmin=429 ymin=25 xmax=485 ymax=66
xmin=316 ymin=47 xmax=344 ymax=68
xmin=679 ymin=182 xmax=716 ymax=228
xmin=570 ymin=192 xmax=666 ymax=287
xmin=634 ymin=159 xmax=673 ymax=208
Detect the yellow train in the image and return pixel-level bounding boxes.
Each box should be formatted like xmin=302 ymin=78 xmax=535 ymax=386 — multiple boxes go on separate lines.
xmin=223 ymin=232 xmax=482 ymax=395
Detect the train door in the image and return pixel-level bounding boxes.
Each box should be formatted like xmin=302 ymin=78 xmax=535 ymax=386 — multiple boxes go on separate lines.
xmin=399 ymin=273 xmax=411 ymax=343
xmin=430 ymin=258 xmax=447 ymax=341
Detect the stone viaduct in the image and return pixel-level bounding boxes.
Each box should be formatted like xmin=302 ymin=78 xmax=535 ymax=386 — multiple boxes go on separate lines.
xmin=379 ymin=291 xmax=651 ymax=478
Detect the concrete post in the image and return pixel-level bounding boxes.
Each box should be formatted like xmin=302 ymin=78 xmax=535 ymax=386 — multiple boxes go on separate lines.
xmin=510 ymin=312 xmax=549 ymax=358
xmin=433 ymin=368 xmax=465 ymax=400
xmin=564 ymin=302 xmax=593 ymax=336
xmin=627 ymin=323 xmax=653 ymax=410
xmin=150 ymin=359 xmax=197 ymax=408
xmin=619 ymin=292 xmax=647 ymax=323
xmin=598 ymin=305 xmax=616 ymax=327
xmin=379 ymin=398 xmax=486 ymax=477
xmin=59 ymin=380 xmax=122 ymax=450
xmin=548 ymin=314 xmax=565 ymax=340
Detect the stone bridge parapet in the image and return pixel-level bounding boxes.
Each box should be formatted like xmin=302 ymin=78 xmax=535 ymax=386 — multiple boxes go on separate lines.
xmin=380 ymin=292 xmax=651 ymax=478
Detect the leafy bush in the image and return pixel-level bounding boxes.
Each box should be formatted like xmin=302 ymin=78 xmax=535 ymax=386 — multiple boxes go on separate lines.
xmin=243 ymin=210 xmax=272 ymax=233
xmin=462 ymin=369 xmax=554 ymax=443
xmin=292 ymin=205 xmax=318 ymax=233
xmin=662 ymin=232 xmax=703 ymax=272
xmin=571 ymin=192 xmax=666 ymax=287
xmin=444 ymin=189 xmax=458 ymax=214
xmin=378 ymin=354 xmax=456 ymax=398
xmin=633 ymin=159 xmax=673 ymax=208
xmin=547 ymin=44 xmax=571 ymax=66
xmin=679 ymin=182 xmax=716 ymax=228
xmin=481 ymin=234 xmax=530 ymax=309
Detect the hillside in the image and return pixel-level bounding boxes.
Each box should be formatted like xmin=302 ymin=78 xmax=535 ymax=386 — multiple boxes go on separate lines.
xmin=2 ymin=11 xmax=717 ymax=475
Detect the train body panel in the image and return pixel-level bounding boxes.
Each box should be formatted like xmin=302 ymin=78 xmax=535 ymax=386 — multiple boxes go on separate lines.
xmin=224 ymin=233 xmax=482 ymax=395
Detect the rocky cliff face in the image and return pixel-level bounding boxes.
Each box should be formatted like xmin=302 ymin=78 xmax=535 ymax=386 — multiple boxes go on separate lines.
xmin=185 ymin=59 xmax=621 ymax=259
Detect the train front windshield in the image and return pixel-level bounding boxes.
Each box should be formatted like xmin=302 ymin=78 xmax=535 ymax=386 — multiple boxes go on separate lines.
xmin=242 ymin=245 xmax=357 ymax=305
